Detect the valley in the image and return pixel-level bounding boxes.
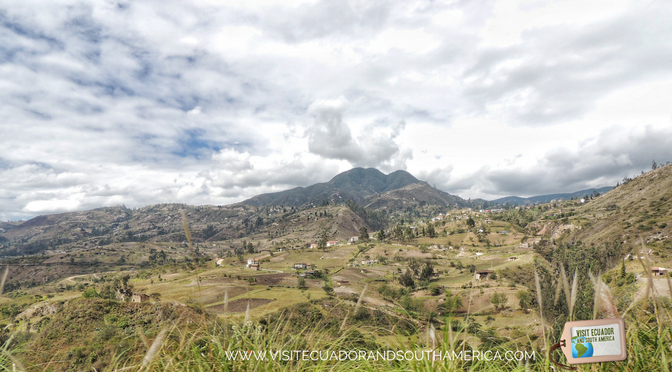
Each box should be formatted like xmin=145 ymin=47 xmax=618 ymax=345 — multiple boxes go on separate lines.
xmin=0 ymin=166 xmax=670 ymax=371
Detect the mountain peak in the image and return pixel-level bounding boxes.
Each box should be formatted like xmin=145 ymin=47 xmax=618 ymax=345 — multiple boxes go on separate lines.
xmin=243 ymin=168 xmax=421 ymax=207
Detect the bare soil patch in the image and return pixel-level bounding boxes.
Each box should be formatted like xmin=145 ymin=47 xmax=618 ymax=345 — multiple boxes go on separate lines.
xmin=252 ymin=273 xmax=291 ymax=285
xmin=269 ymin=255 xmax=287 ymax=263
xmin=197 ymin=286 xmax=248 ymax=304
xmin=397 ymin=249 xmax=433 ymax=259
xmin=185 ymin=277 xmax=235 ymax=286
xmin=207 ymin=298 xmax=274 ymax=314
xmin=332 ymin=268 xmax=386 ymax=283
xmin=334 ymin=286 xmax=356 ymax=295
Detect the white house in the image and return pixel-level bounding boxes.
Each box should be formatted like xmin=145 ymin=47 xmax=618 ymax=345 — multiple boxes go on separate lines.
xmin=216 ymin=258 xmax=225 ymax=266
xmin=247 ymin=258 xmax=259 ymax=267
xmin=310 ymin=243 xmax=318 ymax=249
xmin=326 ymin=241 xmax=338 ymax=247
xmin=350 ymin=236 xmax=358 ymax=243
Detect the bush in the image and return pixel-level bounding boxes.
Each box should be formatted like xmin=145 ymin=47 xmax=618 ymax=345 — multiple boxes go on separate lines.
xmin=82 ymin=288 xmax=99 ymax=298
xmin=428 ymin=283 xmax=441 ymax=296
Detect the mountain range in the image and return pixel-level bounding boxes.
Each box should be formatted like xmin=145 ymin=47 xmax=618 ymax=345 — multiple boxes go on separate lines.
xmin=490 ymin=186 xmax=614 ymax=206
xmin=0 ymin=167 xmax=618 ymax=256
xmin=242 ymin=167 xmax=612 ymax=208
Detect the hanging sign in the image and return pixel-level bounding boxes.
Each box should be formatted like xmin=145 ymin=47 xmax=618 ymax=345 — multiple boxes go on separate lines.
xmin=559 ymin=318 xmax=627 ymax=365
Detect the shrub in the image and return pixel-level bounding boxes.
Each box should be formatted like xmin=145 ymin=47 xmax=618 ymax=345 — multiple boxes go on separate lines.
xmin=82 ymin=288 xmax=99 ymax=298
xmin=428 ymin=283 xmax=441 ymax=296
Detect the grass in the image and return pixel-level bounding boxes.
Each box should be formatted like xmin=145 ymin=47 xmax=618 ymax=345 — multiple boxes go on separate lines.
xmin=2 ymin=187 xmax=671 ymax=372
xmin=0 ymin=295 xmax=668 ymax=371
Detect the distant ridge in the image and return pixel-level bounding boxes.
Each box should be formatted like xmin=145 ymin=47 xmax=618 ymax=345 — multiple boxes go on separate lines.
xmin=363 ymin=182 xmax=468 ymax=210
xmin=490 ymin=186 xmax=614 ymax=206
xmin=242 ymin=168 xmax=423 ymax=207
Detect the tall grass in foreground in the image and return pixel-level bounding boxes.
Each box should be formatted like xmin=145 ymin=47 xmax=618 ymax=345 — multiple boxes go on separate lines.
xmin=88 ymin=307 xmax=666 ymax=372
xmin=0 ymin=286 xmax=668 ymax=371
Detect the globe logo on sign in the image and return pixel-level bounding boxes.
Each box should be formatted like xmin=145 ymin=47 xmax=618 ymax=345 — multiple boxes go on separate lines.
xmin=571 ymin=336 xmax=594 ymax=358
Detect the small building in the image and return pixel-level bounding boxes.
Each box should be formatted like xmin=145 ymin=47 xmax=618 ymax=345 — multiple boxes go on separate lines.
xmin=132 ymin=293 xmax=150 ymax=303
xmin=337 ymin=280 xmax=349 ymax=285
xmin=652 ymin=267 xmax=669 ymax=276
xmin=475 ymin=270 xmax=494 ymax=280
xmin=520 ymin=242 xmax=530 ymax=249
xmin=304 ymin=270 xmax=315 ymax=276
xmin=310 ymin=243 xmax=318 ymax=249
xmin=350 ymin=236 xmax=358 ymax=243
xmin=326 ymin=241 xmax=338 ymax=247
xmin=294 ymin=263 xmax=309 ymax=270
xmin=247 ymin=258 xmax=259 ymax=267
xmin=508 ymin=256 xmax=518 ymax=261
xmin=216 ymin=258 xmax=225 ymax=266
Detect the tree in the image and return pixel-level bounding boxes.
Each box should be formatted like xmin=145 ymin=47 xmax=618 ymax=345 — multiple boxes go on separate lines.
xmin=358 ymin=226 xmax=369 ymax=242
xmin=490 ymin=292 xmax=508 ymax=310
xmin=377 ymin=230 xmax=386 ymax=242
xmin=150 ymin=293 xmax=162 ymax=302
xmin=420 ymin=260 xmax=435 ymax=281
xmin=398 ymin=270 xmax=415 ymax=288
xmin=297 ymin=276 xmax=306 ymax=288
xmin=516 ymin=290 xmax=531 ymax=312
xmin=467 ymin=321 xmax=482 ymax=334
xmin=393 ymin=225 xmax=404 ymax=241
xmin=149 ymin=248 xmax=158 ymax=263
xmin=404 ymin=226 xmax=414 ymax=241
xmin=203 ymin=224 xmax=216 ymax=239
xmin=317 ymin=229 xmax=329 ymax=251
xmin=99 ymin=274 xmax=134 ymax=301
xmin=408 ymin=258 xmax=422 ymax=277
xmin=652 ymin=159 xmax=658 ymax=170
xmin=466 ymin=216 xmax=476 ymax=228
xmin=426 ymin=223 xmax=436 ymax=238
xmin=441 ymin=291 xmax=463 ymax=314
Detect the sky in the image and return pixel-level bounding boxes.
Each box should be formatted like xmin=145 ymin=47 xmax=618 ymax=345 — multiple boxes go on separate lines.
xmin=2 ymin=0 xmax=672 ymax=220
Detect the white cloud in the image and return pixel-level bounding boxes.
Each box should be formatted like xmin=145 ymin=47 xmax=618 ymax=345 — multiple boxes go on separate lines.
xmin=305 ymin=98 xmax=412 ymax=170
xmin=24 ymin=198 xmax=82 ymax=213
xmin=1 ymin=0 xmax=671 ymax=220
